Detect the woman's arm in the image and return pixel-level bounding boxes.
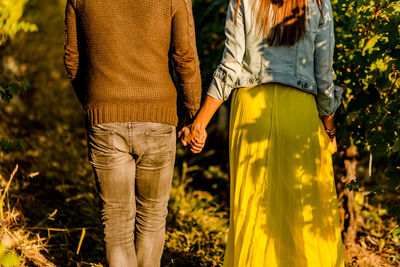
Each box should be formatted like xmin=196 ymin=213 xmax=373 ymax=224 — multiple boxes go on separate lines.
xmin=321 ymin=115 xmax=338 ymax=152
xmin=314 ymin=0 xmax=340 ymax=152
xmin=207 ymin=0 xmax=246 ymax=101
xmin=314 ymin=0 xmax=342 ymax=117
xmin=191 ymin=96 xmax=224 ymax=132
xmin=179 ymin=0 xmax=245 ymax=152
xmin=178 ymin=96 xmax=223 ymax=152
xmin=322 ymin=115 xmax=335 ymax=132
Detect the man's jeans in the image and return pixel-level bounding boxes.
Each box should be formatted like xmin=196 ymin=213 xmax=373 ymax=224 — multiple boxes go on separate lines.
xmin=87 ymin=122 xmax=176 ymax=267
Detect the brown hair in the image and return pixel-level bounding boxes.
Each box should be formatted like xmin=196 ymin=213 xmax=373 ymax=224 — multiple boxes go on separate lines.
xmin=235 ymin=0 xmax=323 ymax=46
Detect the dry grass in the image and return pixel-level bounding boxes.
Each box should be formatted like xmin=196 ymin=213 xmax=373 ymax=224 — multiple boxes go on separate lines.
xmin=344 ymin=192 xmax=400 ymax=266
xmin=0 ymin=163 xmax=398 ymax=266
xmin=0 ymin=165 xmax=55 ymax=266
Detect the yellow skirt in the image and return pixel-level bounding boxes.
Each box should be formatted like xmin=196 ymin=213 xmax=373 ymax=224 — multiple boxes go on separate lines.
xmin=225 ymin=83 xmax=344 ymax=267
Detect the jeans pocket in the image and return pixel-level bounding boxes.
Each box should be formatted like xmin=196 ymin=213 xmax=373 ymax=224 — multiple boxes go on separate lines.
xmin=145 ymin=123 xmax=175 ymax=137
xmin=87 ymin=126 xmax=117 ymax=166
xmin=142 ymin=124 xmax=176 ymax=167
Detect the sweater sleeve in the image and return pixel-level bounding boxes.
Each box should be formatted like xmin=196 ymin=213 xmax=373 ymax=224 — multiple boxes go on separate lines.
xmin=64 ymin=0 xmax=79 ymax=82
xmin=314 ymin=0 xmax=342 ymax=116
xmin=171 ymin=0 xmax=202 ymax=119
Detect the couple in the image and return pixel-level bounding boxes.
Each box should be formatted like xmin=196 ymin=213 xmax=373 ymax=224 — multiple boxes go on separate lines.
xmin=64 ymin=0 xmax=344 ymax=265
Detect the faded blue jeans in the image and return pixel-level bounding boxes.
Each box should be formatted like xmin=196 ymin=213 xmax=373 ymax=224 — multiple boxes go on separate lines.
xmin=87 ymin=122 xmax=176 ymax=267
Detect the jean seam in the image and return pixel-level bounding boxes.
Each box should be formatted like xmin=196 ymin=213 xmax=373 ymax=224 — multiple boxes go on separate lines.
xmin=128 ymin=123 xmax=132 ymax=154
xmin=111 ymin=130 xmax=115 ymax=151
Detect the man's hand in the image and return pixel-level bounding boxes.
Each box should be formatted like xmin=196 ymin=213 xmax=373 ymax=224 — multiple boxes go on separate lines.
xmin=178 ymin=95 xmax=222 ymax=153
xmin=178 ymin=125 xmax=192 ymax=146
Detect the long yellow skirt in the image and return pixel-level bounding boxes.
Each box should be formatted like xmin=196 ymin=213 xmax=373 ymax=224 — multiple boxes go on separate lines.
xmin=225 ymin=83 xmax=344 ymax=267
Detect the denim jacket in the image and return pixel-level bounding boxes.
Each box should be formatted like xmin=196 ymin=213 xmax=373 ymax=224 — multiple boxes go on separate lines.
xmin=207 ymin=0 xmax=342 ymax=116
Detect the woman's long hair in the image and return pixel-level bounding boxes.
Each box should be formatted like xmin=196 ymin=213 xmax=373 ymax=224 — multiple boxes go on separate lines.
xmin=235 ymin=0 xmax=323 ymax=46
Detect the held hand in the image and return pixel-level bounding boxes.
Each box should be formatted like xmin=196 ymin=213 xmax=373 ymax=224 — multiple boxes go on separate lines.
xmin=178 ymin=124 xmax=207 ymax=153
xmin=189 ymin=123 xmax=207 ymax=142
xmin=178 ymin=95 xmax=222 ymax=152
xmin=178 ymin=124 xmax=206 ymax=145
xmin=178 ymin=125 xmax=191 ymax=146
xmin=190 ymin=132 xmax=207 ymax=154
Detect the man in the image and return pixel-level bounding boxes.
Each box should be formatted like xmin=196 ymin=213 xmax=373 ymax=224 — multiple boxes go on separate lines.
xmin=64 ymin=0 xmax=201 ymax=266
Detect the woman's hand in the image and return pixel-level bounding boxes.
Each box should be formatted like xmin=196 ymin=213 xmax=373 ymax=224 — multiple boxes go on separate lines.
xmin=178 ymin=124 xmax=207 ymax=153
xmin=330 ymin=135 xmax=338 ymax=153
xmin=190 ymin=136 xmax=207 ymax=154
xmin=178 ymin=95 xmax=223 ymax=153
xmin=321 ymin=115 xmax=337 ymax=153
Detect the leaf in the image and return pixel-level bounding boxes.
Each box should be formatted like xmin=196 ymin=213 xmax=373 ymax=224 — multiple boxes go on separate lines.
xmin=21 ymin=78 xmax=30 ymax=91
xmin=8 ymin=83 xmax=19 ymax=95
xmin=393 ymin=228 xmax=400 ymax=236
xmin=393 ymin=138 xmax=400 ymax=153
xmin=0 ymin=90 xmax=12 ymax=103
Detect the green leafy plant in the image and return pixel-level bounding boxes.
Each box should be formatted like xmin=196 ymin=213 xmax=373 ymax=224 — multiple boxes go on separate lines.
xmin=0 ymin=78 xmax=30 ymax=104
xmin=0 ymin=0 xmax=398 ymax=265
xmin=0 ymin=0 xmax=34 ymax=153
xmin=0 ymin=0 xmax=38 ymax=46
xmin=0 ymin=0 xmax=38 ymax=265
xmin=0 ymin=78 xmax=29 ymax=154
xmin=334 ymin=0 xmax=400 ymax=215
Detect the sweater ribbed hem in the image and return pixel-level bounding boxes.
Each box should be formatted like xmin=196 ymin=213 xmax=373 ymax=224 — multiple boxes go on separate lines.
xmin=84 ymin=104 xmax=178 ymax=127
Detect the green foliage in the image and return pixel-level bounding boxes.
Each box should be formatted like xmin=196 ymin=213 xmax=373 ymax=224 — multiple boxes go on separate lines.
xmin=0 ymin=77 xmax=29 ymax=103
xmin=0 ymin=0 xmax=32 ymax=152
xmin=0 ymin=76 xmax=30 ymax=156
xmin=392 ymin=227 xmax=400 ymax=244
xmin=0 ymin=0 xmax=398 ymax=265
xmin=0 ymin=137 xmax=25 ymax=153
xmin=333 ymin=0 xmax=400 ymax=216
xmin=0 ymin=0 xmax=38 ymax=45
xmin=0 ymin=2 xmax=35 ymax=264
xmin=193 ymin=0 xmax=228 ymax=84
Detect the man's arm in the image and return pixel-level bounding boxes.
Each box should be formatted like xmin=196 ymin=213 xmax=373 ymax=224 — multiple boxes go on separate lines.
xmin=170 ymin=0 xmax=202 ymax=120
xmin=64 ymin=0 xmax=82 ymax=101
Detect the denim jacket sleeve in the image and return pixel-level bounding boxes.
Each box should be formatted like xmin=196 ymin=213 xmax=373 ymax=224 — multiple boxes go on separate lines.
xmin=314 ymin=0 xmax=342 ymax=116
xmin=207 ymin=0 xmax=245 ymax=101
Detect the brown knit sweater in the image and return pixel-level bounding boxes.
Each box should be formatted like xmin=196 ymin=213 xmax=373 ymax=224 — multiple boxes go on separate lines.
xmin=64 ymin=0 xmax=201 ymax=127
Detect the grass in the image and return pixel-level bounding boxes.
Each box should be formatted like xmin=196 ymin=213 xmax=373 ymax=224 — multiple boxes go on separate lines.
xmin=1 ymin=143 xmax=399 ymax=266
xmin=0 ymin=165 xmax=54 ymax=266
xmin=0 ymin=0 xmax=398 ymax=264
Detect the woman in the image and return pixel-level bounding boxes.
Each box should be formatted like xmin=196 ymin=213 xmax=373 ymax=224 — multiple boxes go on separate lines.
xmin=179 ymin=0 xmax=345 ymax=265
